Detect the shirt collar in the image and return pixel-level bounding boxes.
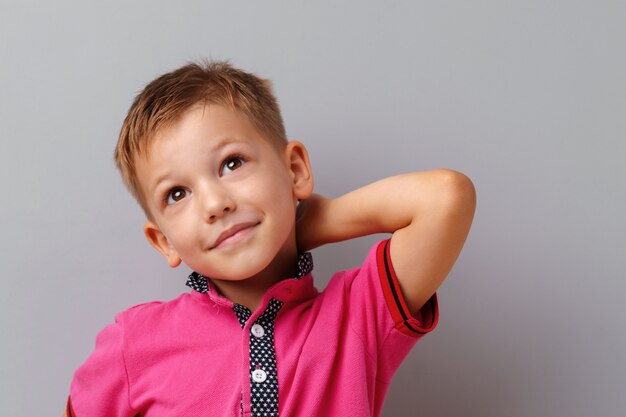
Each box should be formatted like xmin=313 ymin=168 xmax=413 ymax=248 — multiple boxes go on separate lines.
xmin=186 ymin=252 xmax=315 ymax=302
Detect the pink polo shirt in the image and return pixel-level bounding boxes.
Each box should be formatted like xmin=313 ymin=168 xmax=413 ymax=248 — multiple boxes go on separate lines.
xmin=68 ymin=239 xmax=438 ymax=416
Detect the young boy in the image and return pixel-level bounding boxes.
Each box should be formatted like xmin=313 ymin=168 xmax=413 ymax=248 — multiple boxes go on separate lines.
xmin=66 ymin=61 xmax=476 ymax=417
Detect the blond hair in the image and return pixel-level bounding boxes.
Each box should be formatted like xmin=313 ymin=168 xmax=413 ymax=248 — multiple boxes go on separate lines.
xmin=114 ymin=60 xmax=287 ymax=217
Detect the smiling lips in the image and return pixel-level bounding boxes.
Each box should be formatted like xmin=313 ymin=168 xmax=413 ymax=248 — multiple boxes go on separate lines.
xmin=209 ymin=222 xmax=259 ymax=250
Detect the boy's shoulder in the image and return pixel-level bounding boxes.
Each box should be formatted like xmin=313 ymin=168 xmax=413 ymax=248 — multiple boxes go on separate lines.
xmin=113 ymin=292 xmax=194 ymax=329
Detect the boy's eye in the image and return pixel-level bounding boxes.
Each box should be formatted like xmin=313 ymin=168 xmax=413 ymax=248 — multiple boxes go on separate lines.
xmin=165 ymin=188 xmax=188 ymax=205
xmin=221 ymin=156 xmax=245 ymax=175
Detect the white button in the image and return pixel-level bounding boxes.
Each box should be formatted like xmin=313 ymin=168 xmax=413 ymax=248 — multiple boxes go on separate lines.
xmin=251 ymin=324 xmax=265 ymax=338
xmin=252 ymin=369 xmax=267 ymax=383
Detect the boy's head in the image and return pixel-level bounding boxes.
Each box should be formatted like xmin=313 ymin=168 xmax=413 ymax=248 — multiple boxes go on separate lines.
xmin=114 ymin=61 xmax=313 ymax=282
xmin=115 ymin=60 xmax=289 ymax=217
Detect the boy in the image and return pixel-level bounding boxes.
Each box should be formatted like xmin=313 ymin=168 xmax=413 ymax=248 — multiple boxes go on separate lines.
xmin=66 ymin=60 xmax=476 ymax=416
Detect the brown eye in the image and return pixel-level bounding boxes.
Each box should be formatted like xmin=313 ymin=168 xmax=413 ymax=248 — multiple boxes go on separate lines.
xmin=166 ymin=188 xmax=187 ymax=205
xmin=221 ymin=156 xmax=245 ymax=175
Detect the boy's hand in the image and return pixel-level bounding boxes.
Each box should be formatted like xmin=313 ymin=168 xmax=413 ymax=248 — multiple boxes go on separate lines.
xmin=295 ymin=193 xmax=330 ymax=253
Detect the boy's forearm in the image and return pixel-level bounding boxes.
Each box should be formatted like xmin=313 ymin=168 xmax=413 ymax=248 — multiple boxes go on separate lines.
xmin=299 ymin=169 xmax=471 ymax=250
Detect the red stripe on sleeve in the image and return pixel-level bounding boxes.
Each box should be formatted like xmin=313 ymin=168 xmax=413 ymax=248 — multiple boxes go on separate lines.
xmin=66 ymin=396 xmax=75 ymax=416
xmin=376 ymin=239 xmax=439 ymax=337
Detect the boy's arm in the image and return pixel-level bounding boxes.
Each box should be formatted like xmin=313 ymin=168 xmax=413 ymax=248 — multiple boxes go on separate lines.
xmin=296 ymin=169 xmax=476 ymax=315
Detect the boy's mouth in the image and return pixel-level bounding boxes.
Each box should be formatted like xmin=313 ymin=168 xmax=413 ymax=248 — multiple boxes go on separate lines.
xmin=209 ymin=221 xmax=260 ymax=250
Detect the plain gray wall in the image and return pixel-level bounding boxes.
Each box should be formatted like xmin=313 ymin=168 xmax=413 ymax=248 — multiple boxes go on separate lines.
xmin=1 ymin=1 xmax=625 ymax=416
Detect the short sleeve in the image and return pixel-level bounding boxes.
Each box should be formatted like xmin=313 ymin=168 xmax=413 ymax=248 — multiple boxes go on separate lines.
xmin=376 ymin=239 xmax=438 ymax=337
xmin=69 ymin=319 xmax=136 ymax=417
xmin=346 ymin=239 xmax=439 ymax=382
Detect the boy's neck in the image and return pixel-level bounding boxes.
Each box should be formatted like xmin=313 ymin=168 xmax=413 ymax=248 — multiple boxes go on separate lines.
xmin=208 ymin=248 xmax=299 ymax=313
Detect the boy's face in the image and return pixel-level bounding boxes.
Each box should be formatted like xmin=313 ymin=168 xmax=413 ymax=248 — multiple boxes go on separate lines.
xmin=135 ymin=104 xmax=313 ymax=282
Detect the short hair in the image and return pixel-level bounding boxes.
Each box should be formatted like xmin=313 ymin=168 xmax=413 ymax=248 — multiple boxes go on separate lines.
xmin=114 ymin=60 xmax=288 ymax=218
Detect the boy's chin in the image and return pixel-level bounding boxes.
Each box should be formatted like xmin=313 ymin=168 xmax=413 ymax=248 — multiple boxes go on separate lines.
xmin=205 ymin=272 xmax=257 ymax=282
xmin=193 ymin=256 xmax=294 ymax=283
xmin=185 ymin=236 xmax=298 ymax=281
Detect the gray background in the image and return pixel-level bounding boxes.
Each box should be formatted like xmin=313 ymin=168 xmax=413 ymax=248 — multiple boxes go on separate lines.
xmin=1 ymin=1 xmax=624 ymax=416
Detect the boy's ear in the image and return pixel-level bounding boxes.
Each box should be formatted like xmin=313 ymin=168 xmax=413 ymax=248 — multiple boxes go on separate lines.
xmin=143 ymin=220 xmax=182 ymax=268
xmin=284 ymin=141 xmax=314 ymax=200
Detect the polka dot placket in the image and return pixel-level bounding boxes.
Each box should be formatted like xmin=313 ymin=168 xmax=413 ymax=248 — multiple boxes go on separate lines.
xmin=233 ymin=299 xmax=284 ymax=416
xmin=185 ymin=253 xmax=313 ymax=416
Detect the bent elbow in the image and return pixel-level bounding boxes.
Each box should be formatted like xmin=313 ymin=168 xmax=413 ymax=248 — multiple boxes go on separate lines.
xmin=437 ymin=169 xmax=477 ymax=215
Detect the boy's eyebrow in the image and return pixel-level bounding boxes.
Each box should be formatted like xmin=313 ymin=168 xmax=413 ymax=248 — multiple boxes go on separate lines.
xmin=209 ymin=136 xmax=245 ymax=152
xmin=150 ymin=172 xmax=174 ymax=194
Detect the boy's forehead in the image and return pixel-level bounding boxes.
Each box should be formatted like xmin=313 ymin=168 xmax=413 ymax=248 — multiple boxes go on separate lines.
xmin=146 ymin=104 xmax=272 ymax=151
xmin=134 ymin=105 xmax=285 ymax=188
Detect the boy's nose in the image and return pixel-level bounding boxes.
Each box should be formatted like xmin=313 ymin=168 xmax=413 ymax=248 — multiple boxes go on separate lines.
xmin=201 ymin=185 xmax=236 ymax=223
